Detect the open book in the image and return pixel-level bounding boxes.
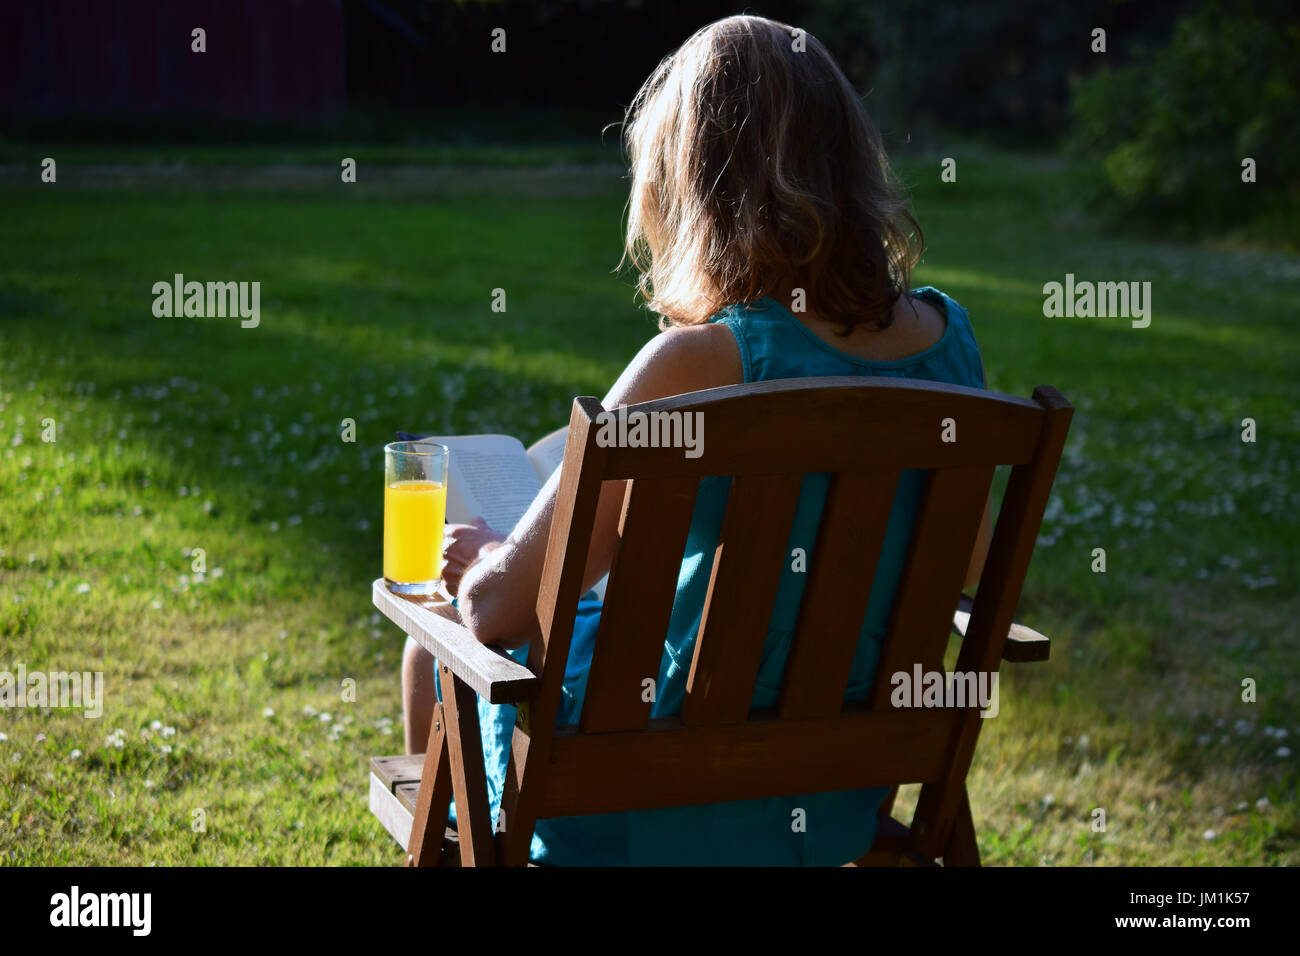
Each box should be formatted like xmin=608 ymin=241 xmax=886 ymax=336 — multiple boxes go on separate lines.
xmin=411 ymin=427 xmax=608 ymax=602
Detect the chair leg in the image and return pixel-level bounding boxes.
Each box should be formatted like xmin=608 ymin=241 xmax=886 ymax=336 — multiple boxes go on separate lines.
xmin=439 ymin=664 xmax=497 ymax=866
xmin=942 ymin=787 xmax=981 ymax=866
xmin=407 ymin=702 xmax=453 ymax=867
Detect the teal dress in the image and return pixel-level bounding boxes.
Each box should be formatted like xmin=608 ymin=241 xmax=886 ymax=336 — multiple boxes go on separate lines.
xmin=448 ymin=287 xmax=986 ymax=865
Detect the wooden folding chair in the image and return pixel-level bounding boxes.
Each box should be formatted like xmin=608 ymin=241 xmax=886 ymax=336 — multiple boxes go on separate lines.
xmin=368 ymin=376 xmax=1071 ymax=866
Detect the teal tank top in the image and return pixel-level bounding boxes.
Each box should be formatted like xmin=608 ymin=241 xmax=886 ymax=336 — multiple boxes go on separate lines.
xmin=455 ymin=287 xmax=986 ymax=865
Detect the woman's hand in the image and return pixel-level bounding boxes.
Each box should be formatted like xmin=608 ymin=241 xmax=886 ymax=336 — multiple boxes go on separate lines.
xmin=441 ymin=517 xmax=506 ymax=597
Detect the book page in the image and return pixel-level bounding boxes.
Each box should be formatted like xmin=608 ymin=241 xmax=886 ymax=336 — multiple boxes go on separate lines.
xmin=436 ymin=429 xmax=608 ymax=602
xmin=525 ymin=426 xmax=569 ymax=480
xmin=430 ymin=434 xmax=543 ymax=534
xmin=442 ymin=475 xmax=475 ymax=526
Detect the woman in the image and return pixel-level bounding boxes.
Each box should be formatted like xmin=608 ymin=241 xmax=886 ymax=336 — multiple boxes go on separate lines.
xmin=406 ymin=14 xmax=991 ymax=865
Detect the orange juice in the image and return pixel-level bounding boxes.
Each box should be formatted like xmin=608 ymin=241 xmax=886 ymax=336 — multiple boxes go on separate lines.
xmin=383 ymin=480 xmax=446 ymax=585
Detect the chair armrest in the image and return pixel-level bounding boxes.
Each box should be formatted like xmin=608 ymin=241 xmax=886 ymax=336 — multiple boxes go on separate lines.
xmin=951 ymin=594 xmax=1051 ymax=663
xmin=371 ymin=579 xmax=538 ymax=704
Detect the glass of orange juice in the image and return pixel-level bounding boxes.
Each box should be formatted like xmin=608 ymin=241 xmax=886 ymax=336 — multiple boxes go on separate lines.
xmin=383 ymin=441 xmax=449 ymax=595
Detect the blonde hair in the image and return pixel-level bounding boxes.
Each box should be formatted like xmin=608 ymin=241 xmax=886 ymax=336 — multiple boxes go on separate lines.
xmin=621 ymin=15 xmax=922 ymax=333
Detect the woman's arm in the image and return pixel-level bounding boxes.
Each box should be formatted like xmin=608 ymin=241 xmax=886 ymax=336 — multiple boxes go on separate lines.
xmin=457 ymin=324 xmax=743 ymax=648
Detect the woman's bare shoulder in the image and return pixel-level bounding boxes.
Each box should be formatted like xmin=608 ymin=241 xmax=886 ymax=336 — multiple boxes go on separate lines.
xmin=606 ymin=323 xmax=743 ymax=406
xmin=651 ymin=323 xmax=743 ymax=385
xmin=885 ymin=293 xmax=947 ymax=352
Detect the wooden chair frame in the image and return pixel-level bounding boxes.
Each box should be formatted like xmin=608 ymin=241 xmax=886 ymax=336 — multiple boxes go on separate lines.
xmin=368 ymin=376 xmax=1072 ymax=866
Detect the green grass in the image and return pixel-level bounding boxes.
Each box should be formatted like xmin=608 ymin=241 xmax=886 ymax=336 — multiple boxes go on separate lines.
xmin=0 ymin=144 xmax=1296 ymax=865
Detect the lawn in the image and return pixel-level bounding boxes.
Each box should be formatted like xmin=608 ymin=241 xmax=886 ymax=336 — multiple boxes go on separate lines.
xmin=0 ymin=142 xmax=1296 ymax=865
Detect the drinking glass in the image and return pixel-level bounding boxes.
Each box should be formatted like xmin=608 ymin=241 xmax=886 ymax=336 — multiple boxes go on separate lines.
xmin=383 ymin=441 xmax=449 ymax=595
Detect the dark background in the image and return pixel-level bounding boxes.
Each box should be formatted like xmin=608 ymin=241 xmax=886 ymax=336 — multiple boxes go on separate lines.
xmin=0 ymin=0 xmax=1193 ymax=138
xmin=6 ymin=0 xmax=1295 ymax=239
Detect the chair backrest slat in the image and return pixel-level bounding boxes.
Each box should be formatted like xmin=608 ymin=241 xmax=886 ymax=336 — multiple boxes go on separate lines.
xmin=597 ymin=378 xmax=1045 ymax=480
xmin=541 ymin=708 xmax=962 ymax=817
xmin=579 ymin=475 xmax=699 ymax=733
xmin=682 ymin=473 xmax=805 ymax=726
xmin=778 ymin=470 xmax=901 ymax=719
xmin=868 ymin=465 xmax=997 ymax=710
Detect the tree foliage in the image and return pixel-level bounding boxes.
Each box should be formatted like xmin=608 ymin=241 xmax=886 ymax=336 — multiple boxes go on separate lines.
xmin=1068 ymin=0 xmax=1300 ymax=242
